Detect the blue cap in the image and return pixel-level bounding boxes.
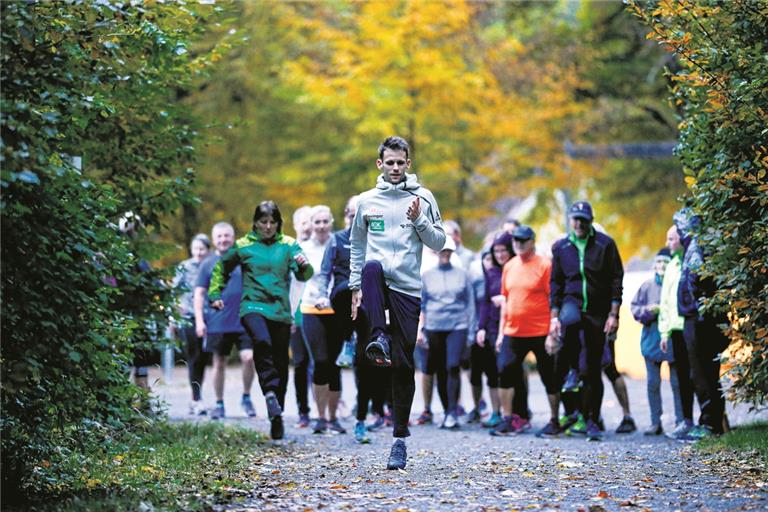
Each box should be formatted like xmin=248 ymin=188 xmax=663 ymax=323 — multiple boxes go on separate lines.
xmin=569 ymin=201 xmax=593 ymax=221
xmin=512 ymin=225 xmax=535 ymax=241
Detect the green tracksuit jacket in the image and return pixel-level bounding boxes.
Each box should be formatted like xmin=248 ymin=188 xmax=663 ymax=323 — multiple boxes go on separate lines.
xmin=208 ymin=231 xmax=313 ymax=324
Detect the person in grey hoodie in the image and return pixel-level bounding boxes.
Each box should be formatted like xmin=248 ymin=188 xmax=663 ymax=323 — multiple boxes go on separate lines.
xmin=350 ymin=136 xmax=446 ymax=470
xmin=417 ymin=236 xmax=476 ymax=430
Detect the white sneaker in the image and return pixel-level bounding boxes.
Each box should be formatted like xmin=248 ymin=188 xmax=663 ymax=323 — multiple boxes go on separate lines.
xmin=189 ymin=401 xmax=207 ymax=416
xmin=442 ymin=413 xmax=459 ymax=429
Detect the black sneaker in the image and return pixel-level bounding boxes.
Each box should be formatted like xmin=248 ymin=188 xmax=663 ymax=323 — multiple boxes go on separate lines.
xmin=312 ymin=418 xmax=327 ymax=434
xmin=489 ymin=416 xmax=515 ymax=437
xmin=264 ymin=391 xmax=282 ymax=421
xmin=365 ymin=333 xmax=392 ymax=367
xmin=586 ymin=420 xmax=603 ymax=441
xmin=616 ymin=416 xmax=637 ymax=434
xmin=537 ymin=418 xmax=562 ymax=438
xmin=386 ymin=439 xmax=407 ymax=470
xmin=270 ymin=415 xmax=284 ymax=440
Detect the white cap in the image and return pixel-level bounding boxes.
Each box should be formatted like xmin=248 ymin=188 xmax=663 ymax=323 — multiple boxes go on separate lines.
xmin=441 ymin=236 xmax=456 ymax=252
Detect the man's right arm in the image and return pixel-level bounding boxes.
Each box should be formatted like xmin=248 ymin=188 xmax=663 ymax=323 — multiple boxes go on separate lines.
xmin=349 ymin=202 xmax=367 ymax=292
xmin=549 ymin=243 xmax=564 ymax=318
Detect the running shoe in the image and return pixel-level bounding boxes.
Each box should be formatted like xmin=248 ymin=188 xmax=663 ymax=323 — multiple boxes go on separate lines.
xmin=354 ymin=421 xmax=371 ymax=444
xmin=210 ymin=402 xmax=225 ymax=420
xmin=644 ymin=423 xmax=663 ymax=436
xmin=667 ymin=419 xmax=694 ymax=440
xmin=335 ymin=339 xmax=356 ymax=368
xmin=511 ymin=415 xmax=531 ymax=433
xmin=465 ymin=409 xmax=482 ymax=424
xmin=478 ymin=398 xmax=488 ymax=413
xmin=455 ymin=405 xmax=467 ymax=417
xmin=189 ymin=401 xmax=207 ymax=416
xmin=367 ymin=414 xmax=386 ymax=431
xmin=328 ymin=418 xmax=347 ymax=434
xmin=441 ymin=413 xmax=459 ymax=430
xmin=386 ymin=439 xmax=407 ymax=470
xmin=482 ymin=412 xmax=503 ymax=429
xmin=586 ymin=420 xmax=603 ymax=441
xmin=270 ymin=415 xmax=284 ymax=440
xmin=312 ymin=418 xmax=328 ymax=434
xmin=241 ymin=396 xmax=257 ymax=418
xmin=616 ymin=416 xmax=637 ymax=434
xmin=565 ymin=414 xmax=587 ymax=436
xmin=264 ymin=391 xmax=283 ymax=420
xmin=679 ymin=424 xmax=715 ymax=442
xmin=489 ymin=416 xmax=515 ymax=436
xmin=537 ymin=418 xmax=562 ymax=437
xmin=415 ymin=410 xmax=434 ymax=425
xmin=558 ymin=413 xmax=579 ymax=431
xmin=296 ymin=413 xmax=311 ymax=428
xmin=561 ymin=369 xmax=583 ymax=393
xmin=365 ymin=333 xmax=392 ymax=367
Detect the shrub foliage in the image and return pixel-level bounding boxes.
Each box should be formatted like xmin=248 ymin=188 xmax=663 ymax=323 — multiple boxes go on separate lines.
xmin=0 ymin=1 xmax=230 ymax=498
xmin=629 ymin=0 xmax=768 ymax=405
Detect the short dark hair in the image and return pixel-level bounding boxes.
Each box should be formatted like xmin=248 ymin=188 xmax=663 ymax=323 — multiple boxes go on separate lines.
xmin=252 ymin=200 xmax=283 ymax=234
xmin=378 ymin=136 xmax=410 ymax=160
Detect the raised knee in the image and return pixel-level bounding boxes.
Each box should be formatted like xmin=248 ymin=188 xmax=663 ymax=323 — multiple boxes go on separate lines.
xmin=362 ymin=260 xmax=383 ymax=275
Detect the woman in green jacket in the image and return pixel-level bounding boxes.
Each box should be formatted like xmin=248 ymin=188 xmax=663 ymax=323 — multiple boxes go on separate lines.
xmin=209 ymin=201 xmax=313 ymax=439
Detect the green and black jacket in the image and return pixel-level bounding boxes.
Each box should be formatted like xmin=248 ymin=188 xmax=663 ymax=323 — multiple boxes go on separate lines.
xmin=209 ymin=231 xmax=313 ymax=324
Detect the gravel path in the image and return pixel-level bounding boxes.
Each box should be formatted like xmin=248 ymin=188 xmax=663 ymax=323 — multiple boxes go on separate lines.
xmin=151 ymin=366 xmax=767 ymax=511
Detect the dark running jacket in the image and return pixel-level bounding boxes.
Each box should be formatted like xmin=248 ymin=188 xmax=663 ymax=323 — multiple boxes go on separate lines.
xmin=550 ymin=229 xmax=624 ymax=317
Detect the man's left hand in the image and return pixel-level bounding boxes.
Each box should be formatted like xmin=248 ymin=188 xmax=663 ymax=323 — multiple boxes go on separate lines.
xmin=406 ymin=197 xmax=420 ymax=221
xmin=604 ymin=315 xmax=619 ymax=334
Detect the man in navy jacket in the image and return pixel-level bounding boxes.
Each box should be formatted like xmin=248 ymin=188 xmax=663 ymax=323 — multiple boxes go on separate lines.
xmin=549 ymin=201 xmax=624 ymax=441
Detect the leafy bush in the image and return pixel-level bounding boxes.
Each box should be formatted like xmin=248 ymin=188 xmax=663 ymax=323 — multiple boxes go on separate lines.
xmin=629 ymin=0 xmax=768 ymax=406
xmin=0 ymin=1 xmax=233 ymax=500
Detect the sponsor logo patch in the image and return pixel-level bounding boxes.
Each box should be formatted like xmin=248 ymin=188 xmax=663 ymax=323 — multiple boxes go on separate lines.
xmin=370 ymin=219 xmax=385 ymax=232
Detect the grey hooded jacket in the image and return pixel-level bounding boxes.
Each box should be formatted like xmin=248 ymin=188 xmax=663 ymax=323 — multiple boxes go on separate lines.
xmin=350 ymin=173 xmax=446 ymax=297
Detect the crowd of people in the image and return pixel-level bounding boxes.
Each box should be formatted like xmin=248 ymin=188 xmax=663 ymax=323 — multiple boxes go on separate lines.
xmin=170 ymin=136 xmax=730 ymax=470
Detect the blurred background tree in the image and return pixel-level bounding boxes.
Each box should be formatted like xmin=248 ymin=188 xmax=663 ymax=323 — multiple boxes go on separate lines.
xmin=176 ymin=0 xmax=685 ymax=258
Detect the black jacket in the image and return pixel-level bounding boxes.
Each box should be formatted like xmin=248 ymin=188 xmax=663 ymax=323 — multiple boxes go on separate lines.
xmin=550 ymin=230 xmax=624 ymax=317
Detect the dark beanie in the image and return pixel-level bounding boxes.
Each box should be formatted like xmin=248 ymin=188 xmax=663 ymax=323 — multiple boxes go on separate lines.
xmin=655 ymin=247 xmax=671 ymax=260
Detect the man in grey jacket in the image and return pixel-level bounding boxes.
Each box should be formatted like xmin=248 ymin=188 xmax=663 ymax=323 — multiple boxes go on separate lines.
xmin=350 ymin=136 xmax=446 ymax=470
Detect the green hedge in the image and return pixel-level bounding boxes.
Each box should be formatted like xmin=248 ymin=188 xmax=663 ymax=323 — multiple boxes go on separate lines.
xmin=0 ymin=1 xmax=233 ymax=499
xmin=630 ymin=0 xmax=768 ymax=406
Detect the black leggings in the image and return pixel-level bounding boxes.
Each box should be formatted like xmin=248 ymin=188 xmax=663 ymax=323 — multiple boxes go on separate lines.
xmin=426 ymin=329 xmax=466 ymax=415
xmin=241 ymin=313 xmax=290 ymax=408
xmin=180 ymin=324 xmax=210 ymax=401
xmin=302 ymin=313 xmax=342 ymax=391
xmin=498 ymin=335 xmax=558 ymax=393
xmin=671 ymin=330 xmax=694 ymax=421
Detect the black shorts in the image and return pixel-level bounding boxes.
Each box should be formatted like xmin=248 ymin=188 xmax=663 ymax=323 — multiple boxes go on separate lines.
xmin=205 ymin=332 xmax=252 ymax=356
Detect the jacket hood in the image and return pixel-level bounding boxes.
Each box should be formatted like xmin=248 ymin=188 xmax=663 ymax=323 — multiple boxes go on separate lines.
xmin=376 ymin=172 xmax=421 ymax=191
xmin=673 ymin=207 xmax=700 ymax=248
xmin=490 ymin=231 xmax=514 ymax=268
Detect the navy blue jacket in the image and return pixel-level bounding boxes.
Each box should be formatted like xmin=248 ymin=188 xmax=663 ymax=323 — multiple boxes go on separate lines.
xmin=550 ymin=230 xmax=624 ymax=317
xmin=317 ymin=228 xmax=352 ymax=301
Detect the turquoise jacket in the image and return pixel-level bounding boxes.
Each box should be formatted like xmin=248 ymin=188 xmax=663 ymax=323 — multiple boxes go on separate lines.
xmin=209 ymin=231 xmax=313 ymax=324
